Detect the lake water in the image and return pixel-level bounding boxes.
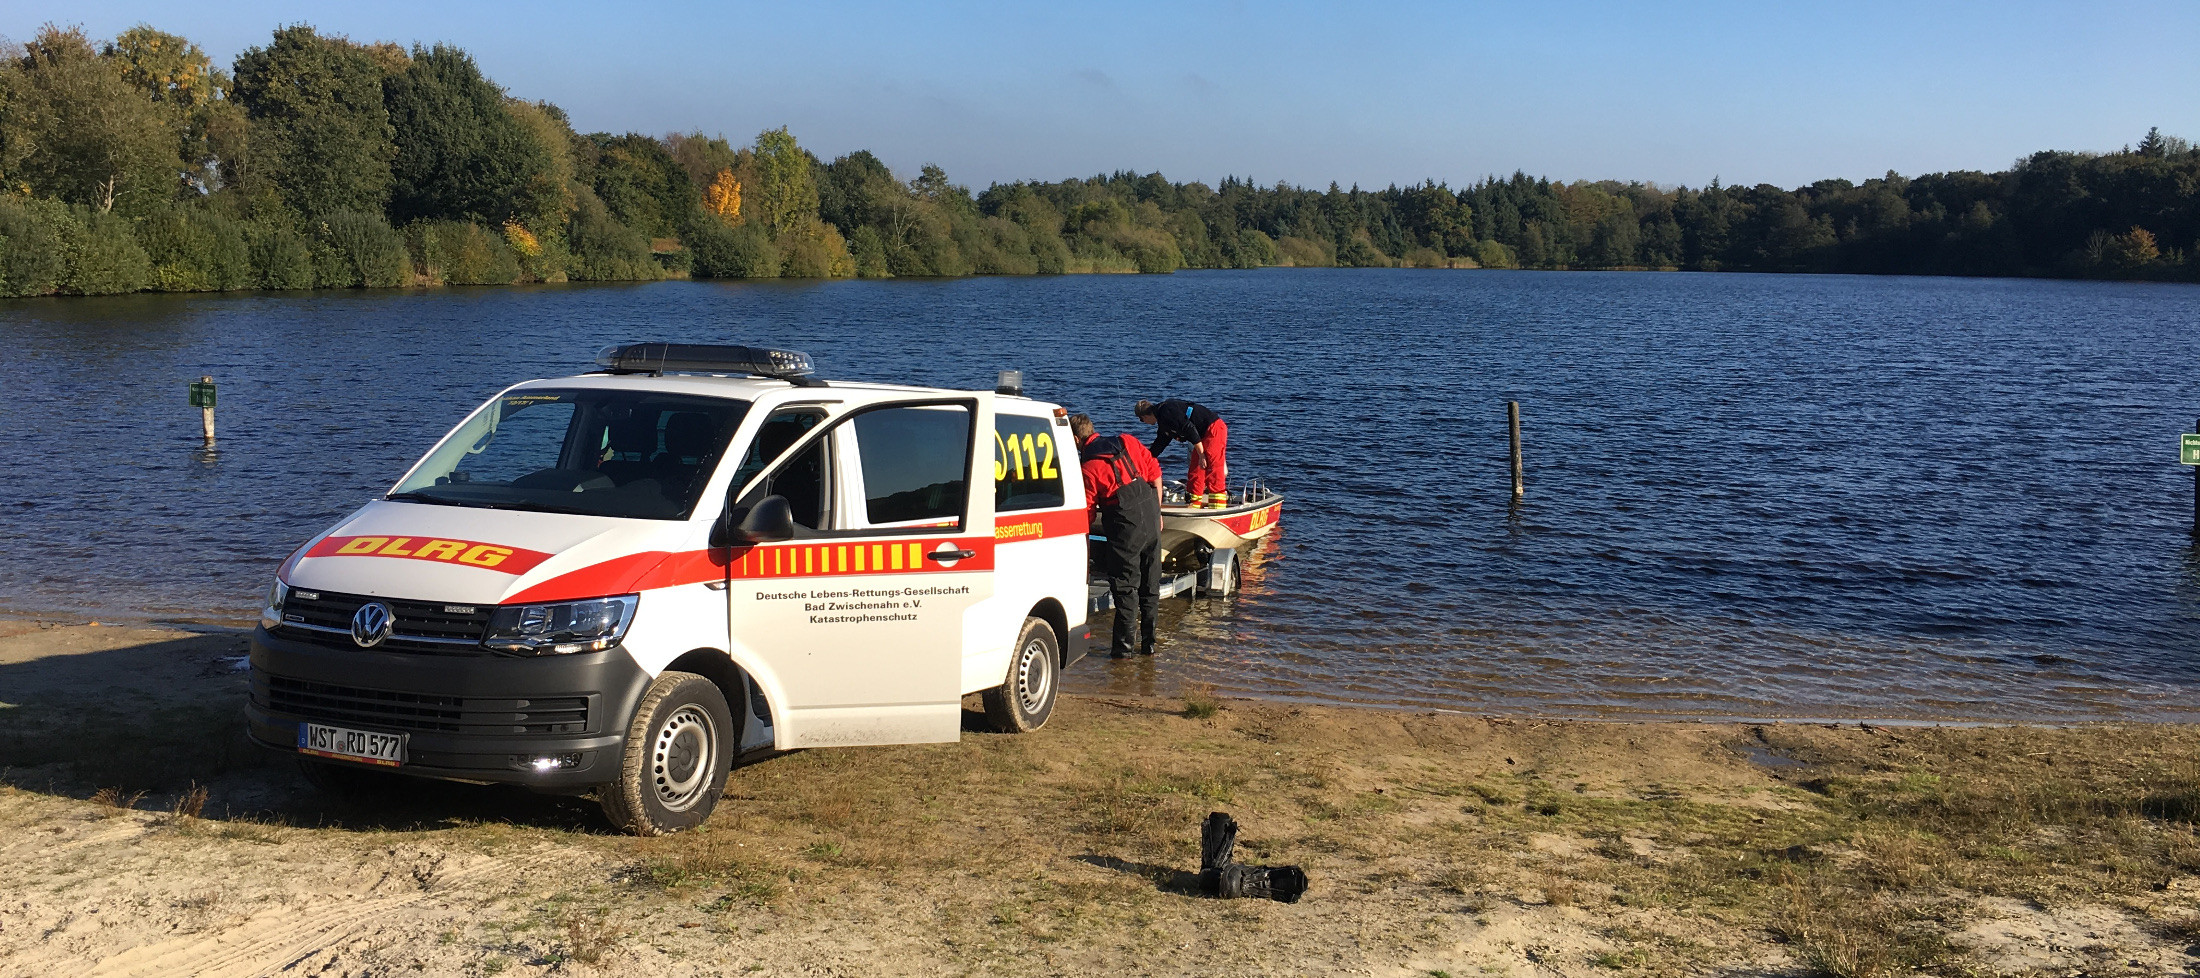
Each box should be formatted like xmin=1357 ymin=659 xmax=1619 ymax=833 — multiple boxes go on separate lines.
xmin=4 ymin=270 xmax=2199 ymax=721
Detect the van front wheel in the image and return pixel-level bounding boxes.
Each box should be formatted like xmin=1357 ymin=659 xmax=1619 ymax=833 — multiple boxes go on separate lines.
xmin=600 ymin=670 xmax=732 ymax=836
xmin=982 ymin=617 xmax=1058 ymax=734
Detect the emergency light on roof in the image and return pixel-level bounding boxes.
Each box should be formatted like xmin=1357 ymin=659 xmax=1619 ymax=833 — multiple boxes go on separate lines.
xmin=593 ymin=343 xmax=818 ymax=382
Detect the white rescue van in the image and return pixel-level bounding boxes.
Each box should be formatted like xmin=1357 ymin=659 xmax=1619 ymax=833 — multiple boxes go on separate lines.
xmin=247 ymin=344 xmax=1092 ymax=835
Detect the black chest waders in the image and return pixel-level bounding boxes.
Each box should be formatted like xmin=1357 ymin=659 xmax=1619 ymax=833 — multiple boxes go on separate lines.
xmin=1087 ymin=439 xmax=1163 ymax=657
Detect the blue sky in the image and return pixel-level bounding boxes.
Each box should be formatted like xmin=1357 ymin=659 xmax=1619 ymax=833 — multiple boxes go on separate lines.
xmin=22 ymin=0 xmax=2199 ymax=190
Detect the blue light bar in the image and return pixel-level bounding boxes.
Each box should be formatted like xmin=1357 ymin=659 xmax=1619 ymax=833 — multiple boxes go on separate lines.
xmin=593 ymin=343 xmax=816 ymax=379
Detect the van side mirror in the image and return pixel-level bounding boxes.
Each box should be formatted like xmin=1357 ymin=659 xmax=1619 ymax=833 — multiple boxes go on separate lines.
xmin=720 ymin=494 xmax=796 ymax=546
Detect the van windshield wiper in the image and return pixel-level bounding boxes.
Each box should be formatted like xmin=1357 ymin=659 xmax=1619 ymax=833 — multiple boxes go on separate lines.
xmin=384 ymin=491 xmax=469 ymax=506
xmin=385 ymin=492 xmax=600 ymax=516
xmin=494 ymin=501 xmax=600 ymax=516
xmin=384 ymin=492 xmax=590 ymax=515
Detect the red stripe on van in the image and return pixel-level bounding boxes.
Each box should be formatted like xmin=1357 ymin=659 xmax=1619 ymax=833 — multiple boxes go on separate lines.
xmin=512 ymin=551 xmax=682 ymax=605
xmin=994 ymin=508 xmax=1088 ymax=543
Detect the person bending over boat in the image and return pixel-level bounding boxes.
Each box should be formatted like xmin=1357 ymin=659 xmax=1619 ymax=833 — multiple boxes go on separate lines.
xmin=1136 ymin=398 xmax=1228 ymax=508
xmin=1073 ymin=413 xmax=1164 ymax=657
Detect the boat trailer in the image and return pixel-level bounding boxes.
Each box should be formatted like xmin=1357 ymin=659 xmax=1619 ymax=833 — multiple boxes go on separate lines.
xmin=1087 ymin=481 xmax=1283 ymax=616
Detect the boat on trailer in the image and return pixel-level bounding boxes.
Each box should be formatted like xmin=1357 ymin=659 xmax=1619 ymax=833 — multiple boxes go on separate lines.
xmin=1160 ymin=480 xmax=1283 ymax=560
xmin=1089 ymin=480 xmax=1283 ymax=614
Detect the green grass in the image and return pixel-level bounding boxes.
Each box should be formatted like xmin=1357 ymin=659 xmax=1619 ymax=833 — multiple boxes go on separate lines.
xmin=1180 ymin=684 xmax=1221 ymax=720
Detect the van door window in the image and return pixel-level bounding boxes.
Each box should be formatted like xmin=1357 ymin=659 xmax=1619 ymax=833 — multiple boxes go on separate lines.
xmin=850 ymin=405 xmax=972 ymax=527
xmin=758 ymin=436 xmax=831 ymax=532
xmin=732 ymin=410 xmax=830 ymax=532
xmin=994 ymin=414 xmax=1065 ymax=512
xmin=732 ymin=410 xmax=825 ymax=490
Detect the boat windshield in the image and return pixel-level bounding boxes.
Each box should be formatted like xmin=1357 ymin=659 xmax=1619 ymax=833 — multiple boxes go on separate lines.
xmin=389 ymin=388 xmax=751 ymax=520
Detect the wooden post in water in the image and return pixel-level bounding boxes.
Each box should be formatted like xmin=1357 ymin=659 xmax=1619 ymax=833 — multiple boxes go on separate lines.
xmin=195 ymin=376 xmax=215 ymax=446
xmin=1507 ymin=401 xmax=1524 ymax=500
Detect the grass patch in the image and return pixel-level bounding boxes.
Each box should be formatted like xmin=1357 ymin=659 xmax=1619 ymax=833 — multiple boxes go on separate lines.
xmin=88 ymin=786 xmax=146 ymax=813
xmin=1180 ymin=684 xmax=1221 ymax=720
xmin=558 ymin=909 xmax=622 ymax=966
xmin=1772 ymin=877 xmax=1961 ymax=978
xmin=1466 ymin=781 xmax=1518 ymax=806
xmin=632 ymin=828 xmax=790 ymax=905
xmin=1589 ymin=947 xmax=1650 ymax=969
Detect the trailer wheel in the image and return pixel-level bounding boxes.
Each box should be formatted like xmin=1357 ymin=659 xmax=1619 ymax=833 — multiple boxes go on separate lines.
xmin=981 ymin=617 xmax=1058 ymax=734
xmin=1200 ymin=547 xmax=1240 ymax=597
xmin=600 ymin=670 xmax=732 ymax=836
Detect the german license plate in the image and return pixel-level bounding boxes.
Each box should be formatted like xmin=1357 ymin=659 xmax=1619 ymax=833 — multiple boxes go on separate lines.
xmin=297 ymin=722 xmax=406 ymax=767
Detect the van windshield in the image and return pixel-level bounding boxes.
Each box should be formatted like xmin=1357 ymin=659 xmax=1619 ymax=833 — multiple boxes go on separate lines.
xmin=389 ymin=389 xmax=750 ymax=520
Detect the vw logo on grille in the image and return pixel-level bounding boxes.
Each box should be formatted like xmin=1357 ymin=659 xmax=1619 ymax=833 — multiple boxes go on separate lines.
xmin=350 ymin=601 xmax=395 ymax=648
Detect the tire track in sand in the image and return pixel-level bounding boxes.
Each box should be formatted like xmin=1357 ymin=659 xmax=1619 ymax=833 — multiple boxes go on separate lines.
xmin=54 ymin=847 xmax=576 ymax=978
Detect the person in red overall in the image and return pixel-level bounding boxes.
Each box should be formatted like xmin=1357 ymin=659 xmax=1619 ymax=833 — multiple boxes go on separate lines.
xmin=1072 ymin=414 xmax=1164 ymax=657
xmin=1136 ymin=398 xmax=1228 ymax=508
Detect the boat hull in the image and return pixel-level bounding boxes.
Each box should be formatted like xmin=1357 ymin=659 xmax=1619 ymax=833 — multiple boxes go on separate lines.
xmin=1159 ymin=493 xmax=1282 ymax=556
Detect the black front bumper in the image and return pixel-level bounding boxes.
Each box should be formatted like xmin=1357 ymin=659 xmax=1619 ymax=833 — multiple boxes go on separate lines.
xmin=246 ymin=626 xmax=650 ymax=790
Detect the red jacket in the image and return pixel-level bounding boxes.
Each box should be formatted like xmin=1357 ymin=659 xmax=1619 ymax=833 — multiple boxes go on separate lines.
xmin=1079 ymin=433 xmax=1162 ymax=509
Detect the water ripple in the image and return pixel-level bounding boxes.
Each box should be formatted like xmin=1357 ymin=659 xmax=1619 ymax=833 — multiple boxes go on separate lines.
xmin=2 ymin=271 xmax=2198 ymax=720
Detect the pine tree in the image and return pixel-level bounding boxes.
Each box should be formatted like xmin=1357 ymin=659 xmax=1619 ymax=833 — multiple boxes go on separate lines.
xmin=2137 ymin=127 xmax=2165 ymax=158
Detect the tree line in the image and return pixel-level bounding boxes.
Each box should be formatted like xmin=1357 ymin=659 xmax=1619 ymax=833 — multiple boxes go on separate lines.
xmin=2 ymin=22 xmax=2195 ymax=297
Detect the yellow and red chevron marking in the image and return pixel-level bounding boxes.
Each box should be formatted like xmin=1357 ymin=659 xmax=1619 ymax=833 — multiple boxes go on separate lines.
xmin=506 ymin=536 xmax=995 ymax=604
xmin=727 ymin=537 xmax=995 ymax=579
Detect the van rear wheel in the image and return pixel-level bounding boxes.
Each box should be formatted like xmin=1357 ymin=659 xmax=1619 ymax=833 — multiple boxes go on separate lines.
xmin=982 ymin=617 xmax=1058 ymax=734
xmin=600 ymin=670 xmax=732 ymax=836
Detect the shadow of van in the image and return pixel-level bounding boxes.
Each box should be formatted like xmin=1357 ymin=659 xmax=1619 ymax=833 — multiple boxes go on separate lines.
xmin=0 ymin=627 xmax=608 ymax=834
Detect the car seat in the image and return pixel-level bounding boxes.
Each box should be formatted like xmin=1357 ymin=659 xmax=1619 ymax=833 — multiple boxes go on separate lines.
xmin=596 ymin=416 xmax=660 ymax=485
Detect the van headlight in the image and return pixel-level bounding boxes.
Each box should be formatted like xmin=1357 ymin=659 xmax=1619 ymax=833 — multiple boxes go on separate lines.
xmin=484 ymin=595 xmax=638 ymax=656
xmin=260 ymin=580 xmax=288 ymax=630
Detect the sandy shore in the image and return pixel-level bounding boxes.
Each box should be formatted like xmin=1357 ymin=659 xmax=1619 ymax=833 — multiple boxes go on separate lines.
xmin=3 ymin=621 xmax=2199 ymax=977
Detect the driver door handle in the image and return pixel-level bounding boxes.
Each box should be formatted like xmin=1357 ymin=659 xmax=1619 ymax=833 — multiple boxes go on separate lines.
xmin=926 ymin=549 xmax=977 ymax=561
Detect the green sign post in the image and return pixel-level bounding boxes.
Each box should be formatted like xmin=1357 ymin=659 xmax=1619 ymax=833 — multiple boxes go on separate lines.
xmin=2189 ymin=426 xmax=2200 ymax=538
xmin=190 ymin=376 xmax=216 ymax=445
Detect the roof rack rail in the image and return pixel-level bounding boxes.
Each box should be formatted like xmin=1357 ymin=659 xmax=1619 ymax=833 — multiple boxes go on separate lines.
xmin=593 ymin=343 xmax=826 ymax=386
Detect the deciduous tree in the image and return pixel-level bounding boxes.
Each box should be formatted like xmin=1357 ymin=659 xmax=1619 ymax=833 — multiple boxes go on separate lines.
xmin=102 ymin=26 xmax=233 ymax=194
xmin=501 ymin=100 xmax=576 ymax=238
xmin=0 ymin=26 xmax=178 ymax=213
xmin=703 ymin=168 xmax=742 ymax=223
xmin=231 ymin=26 xmax=396 ymax=220
xmin=103 ymin=26 xmax=224 ymax=107
xmin=385 ymin=44 xmax=546 ymax=224
xmin=752 ymin=126 xmax=818 ymax=237
xmin=577 ymin=132 xmax=691 ymax=239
